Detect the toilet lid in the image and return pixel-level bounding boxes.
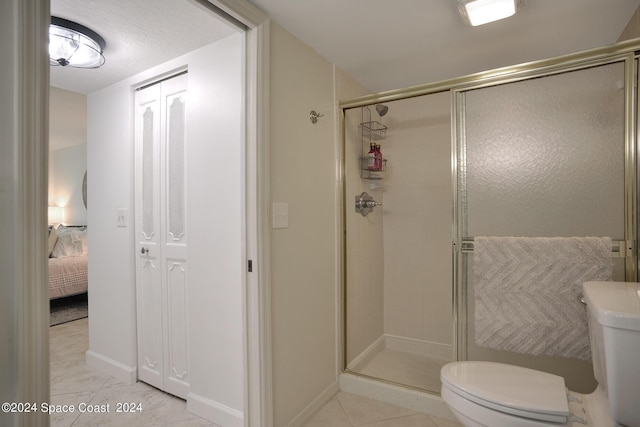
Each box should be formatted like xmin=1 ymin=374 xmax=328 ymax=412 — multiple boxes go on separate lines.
xmin=441 ymin=362 xmax=570 ymax=423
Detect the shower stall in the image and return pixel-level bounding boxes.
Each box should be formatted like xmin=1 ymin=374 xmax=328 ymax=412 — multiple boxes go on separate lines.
xmin=340 ymin=41 xmax=639 ymax=399
xmin=344 ymin=93 xmax=453 ymax=393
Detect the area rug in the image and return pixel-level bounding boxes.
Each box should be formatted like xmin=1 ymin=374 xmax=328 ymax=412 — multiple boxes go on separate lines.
xmin=50 ymin=293 xmax=88 ymax=327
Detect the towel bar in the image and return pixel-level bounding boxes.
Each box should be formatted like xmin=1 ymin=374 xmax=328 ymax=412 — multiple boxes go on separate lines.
xmin=459 ymin=238 xmax=629 ymax=258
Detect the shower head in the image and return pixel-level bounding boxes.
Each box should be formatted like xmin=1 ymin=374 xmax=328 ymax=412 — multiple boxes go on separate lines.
xmin=375 ymin=104 xmax=389 ymax=117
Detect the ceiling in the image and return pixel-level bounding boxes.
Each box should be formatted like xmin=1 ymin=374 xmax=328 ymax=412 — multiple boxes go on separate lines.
xmin=51 ymin=0 xmax=640 ymax=95
xmin=249 ymin=0 xmax=640 ymax=93
xmin=50 ymin=0 xmax=239 ymax=94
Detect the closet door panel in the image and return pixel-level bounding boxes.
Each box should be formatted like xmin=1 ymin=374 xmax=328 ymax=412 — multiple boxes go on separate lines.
xmin=135 ymin=73 xmax=189 ymax=398
xmin=165 ymin=260 xmax=188 ymax=398
xmin=161 ymin=75 xmax=189 ymax=399
xmin=138 ymin=258 xmax=164 ymax=389
xmin=135 ymin=85 xmax=164 ymax=390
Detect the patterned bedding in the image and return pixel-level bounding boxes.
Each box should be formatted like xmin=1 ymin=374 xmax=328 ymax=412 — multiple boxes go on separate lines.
xmin=49 ymin=255 xmax=88 ymax=299
xmin=48 ymin=225 xmax=88 ymax=300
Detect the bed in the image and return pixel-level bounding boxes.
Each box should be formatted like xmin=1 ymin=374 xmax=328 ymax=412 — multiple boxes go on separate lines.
xmin=48 ymin=225 xmax=88 ymax=299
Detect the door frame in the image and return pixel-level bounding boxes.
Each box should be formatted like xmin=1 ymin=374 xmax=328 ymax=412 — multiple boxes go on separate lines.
xmin=2 ymin=1 xmax=50 ymax=426
xmin=10 ymin=1 xmax=272 ymax=426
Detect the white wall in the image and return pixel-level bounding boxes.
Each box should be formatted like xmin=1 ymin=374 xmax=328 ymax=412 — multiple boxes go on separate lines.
xmin=86 ymin=33 xmax=246 ymax=425
xmin=49 ymin=144 xmax=87 ymax=226
xmin=185 ymin=33 xmax=245 ymax=424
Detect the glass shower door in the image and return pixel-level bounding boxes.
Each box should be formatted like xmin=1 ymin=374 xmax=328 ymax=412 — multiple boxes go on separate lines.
xmin=344 ymin=92 xmax=453 ymax=393
xmin=457 ymin=60 xmax=628 ymax=393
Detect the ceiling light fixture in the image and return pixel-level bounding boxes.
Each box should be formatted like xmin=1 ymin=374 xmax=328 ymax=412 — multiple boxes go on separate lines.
xmin=49 ymin=16 xmax=106 ymax=68
xmin=457 ymin=0 xmax=516 ymax=26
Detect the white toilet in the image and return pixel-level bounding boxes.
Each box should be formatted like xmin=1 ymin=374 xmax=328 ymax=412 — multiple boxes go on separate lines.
xmin=440 ymin=281 xmax=640 ymax=427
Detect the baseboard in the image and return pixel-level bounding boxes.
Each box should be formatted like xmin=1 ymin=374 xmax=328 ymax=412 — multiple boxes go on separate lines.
xmin=85 ymin=350 xmax=136 ymax=385
xmin=384 ymin=334 xmax=452 ymax=360
xmin=339 ymin=372 xmax=457 ymax=421
xmin=187 ymin=392 xmax=244 ymax=427
xmin=286 ymin=380 xmax=339 ymax=427
xmin=346 ymin=335 xmax=385 ymax=371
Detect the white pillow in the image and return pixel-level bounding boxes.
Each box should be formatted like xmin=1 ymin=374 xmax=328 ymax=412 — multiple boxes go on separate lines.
xmin=51 ymin=229 xmax=87 ymax=257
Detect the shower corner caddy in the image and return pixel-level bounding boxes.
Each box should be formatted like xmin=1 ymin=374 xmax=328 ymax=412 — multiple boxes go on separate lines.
xmin=359 ymin=120 xmax=387 ymax=180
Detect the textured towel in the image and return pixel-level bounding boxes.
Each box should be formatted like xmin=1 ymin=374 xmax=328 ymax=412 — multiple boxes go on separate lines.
xmin=474 ymin=236 xmax=612 ymax=361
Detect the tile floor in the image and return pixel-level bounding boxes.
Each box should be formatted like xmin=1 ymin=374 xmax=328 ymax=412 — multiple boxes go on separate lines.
xmin=301 ymin=392 xmax=463 ymax=427
xmin=50 ymin=318 xmax=214 ymax=426
xmin=50 ymin=318 xmax=463 ymax=427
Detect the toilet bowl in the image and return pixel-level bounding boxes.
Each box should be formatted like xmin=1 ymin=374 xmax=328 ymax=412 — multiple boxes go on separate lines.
xmin=440 ymin=281 xmax=640 ymax=427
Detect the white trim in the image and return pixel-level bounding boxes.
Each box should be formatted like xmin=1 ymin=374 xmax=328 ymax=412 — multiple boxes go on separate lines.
xmin=206 ymin=4 xmax=271 ymax=426
xmin=208 ymin=0 xmax=268 ymax=27
xmin=255 ymin=19 xmax=273 ymax=427
xmin=85 ymin=350 xmax=137 ymax=385
xmin=339 ymin=373 xmax=457 ymax=421
xmin=285 ymin=381 xmax=339 ymax=427
xmin=187 ymin=392 xmax=244 ymax=427
xmin=244 ymin=18 xmax=271 ymax=427
xmin=238 ymin=5 xmax=271 ymax=426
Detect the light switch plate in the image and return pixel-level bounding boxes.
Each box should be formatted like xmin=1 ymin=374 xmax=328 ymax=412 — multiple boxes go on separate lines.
xmin=272 ymin=203 xmax=289 ymax=229
xmin=117 ymin=208 xmax=128 ymax=227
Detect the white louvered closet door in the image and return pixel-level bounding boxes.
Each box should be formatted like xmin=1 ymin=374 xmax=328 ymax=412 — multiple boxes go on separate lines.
xmin=134 ymin=73 xmax=189 ymax=399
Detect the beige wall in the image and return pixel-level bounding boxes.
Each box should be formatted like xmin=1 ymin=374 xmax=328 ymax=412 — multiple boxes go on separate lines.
xmin=269 ymin=23 xmax=337 ymax=426
xmin=268 ymin=20 xmax=375 ymax=425
xmin=618 ymin=3 xmax=640 ymax=41
xmin=49 ymin=87 xmax=88 ymax=226
xmin=49 ymin=87 xmax=86 ymax=151
xmin=381 ymin=93 xmax=452 ymax=348
xmin=344 ymin=92 xmax=453 ymax=368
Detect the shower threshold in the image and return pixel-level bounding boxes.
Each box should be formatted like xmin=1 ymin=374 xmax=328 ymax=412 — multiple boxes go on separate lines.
xmin=349 ymin=345 xmax=448 ymax=393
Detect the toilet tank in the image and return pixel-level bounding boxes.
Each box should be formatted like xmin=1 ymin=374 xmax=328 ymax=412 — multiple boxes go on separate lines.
xmin=583 ymin=281 xmax=640 ymax=426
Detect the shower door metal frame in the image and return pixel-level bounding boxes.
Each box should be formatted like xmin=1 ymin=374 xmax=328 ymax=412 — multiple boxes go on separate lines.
xmin=338 ymin=39 xmax=640 ymax=378
xmin=452 ymin=53 xmax=638 ymax=360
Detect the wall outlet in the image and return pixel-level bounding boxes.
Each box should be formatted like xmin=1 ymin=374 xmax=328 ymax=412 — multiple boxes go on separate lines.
xmin=117 ymin=208 xmax=128 ymax=227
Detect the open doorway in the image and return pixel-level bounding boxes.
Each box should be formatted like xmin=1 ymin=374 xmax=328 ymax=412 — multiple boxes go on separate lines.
xmin=47 ymin=1 xmax=260 ymax=425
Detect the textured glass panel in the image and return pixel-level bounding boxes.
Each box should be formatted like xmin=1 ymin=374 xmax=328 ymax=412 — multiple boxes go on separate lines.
xmin=463 ymin=62 xmax=625 ymax=239
xmin=168 ymin=96 xmax=185 ymax=241
xmin=461 ymin=61 xmax=626 ymax=392
xmin=142 ymin=107 xmax=154 ymax=239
